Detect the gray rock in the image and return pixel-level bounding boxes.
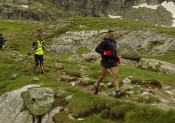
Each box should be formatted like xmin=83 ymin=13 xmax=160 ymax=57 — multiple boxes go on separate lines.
xmin=49 ymin=31 xmax=100 ymax=55
xmin=0 ymin=90 xmax=24 ymax=123
xmin=68 ymin=114 xmax=76 ymax=120
xmin=41 ymin=106 xmax=62 ymax=123
xmin=25 ymin=87 xmax=54 ymax=116
xmin=81 ymin=53 xmax=99 ymax=62
xmin=119 ymin=43 xmax=141 ymax=60
xmin=55 ymin=63 xmax=64 ymax=70
xmin=64 ymin=108 xmax=70 ymax=113
xmin=123 ymin=77 xmax=131 ymax=84
xmin=106 ymin=82 xmax=114 ymax=88
xmin=140 ymin=92 xmax=153 ymax=99
xmin=13 ymin=110 xmax=33 ymax=123
xmin=122 ymin=58 xmax=175 ymax=75
xmin=10 ymin=74 xmax=18 ymax=80
xmin=80 ymin=77 xmax=95 ymax=86
xmin=66 ymin=95 xmax=74 ymax=101
xmin=33 ymin=77 xmax=39 ymax=82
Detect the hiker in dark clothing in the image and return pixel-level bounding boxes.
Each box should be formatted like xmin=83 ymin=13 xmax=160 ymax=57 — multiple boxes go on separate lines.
xmin=0 ymin=34 xmax=7 ymax=51
xmin=94 ymin=30 xmax=125 ymax=98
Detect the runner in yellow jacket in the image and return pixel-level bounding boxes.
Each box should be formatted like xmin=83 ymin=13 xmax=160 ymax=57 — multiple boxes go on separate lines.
xmin=32 ymin=35 xmax=45 ymax=75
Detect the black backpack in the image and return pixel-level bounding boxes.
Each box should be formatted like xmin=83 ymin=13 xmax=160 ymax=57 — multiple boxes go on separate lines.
xmin=0 ymin=37 xmax=4 ymax=45
xmin=32 ymin=42 xmax=37 ymax=47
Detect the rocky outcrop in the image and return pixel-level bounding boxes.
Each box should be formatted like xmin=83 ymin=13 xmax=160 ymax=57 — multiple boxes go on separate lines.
xmin=121 ymin=58 xmax=175 ymax=75
xmin=0 ymin=0 xmax=174 ymax=26
xmin=0 ymin=85 xmax=65 ymax=123
xmin=0 ymin=90 xmax=25 ymax=123
xmin=0 ymin=85 xmax=40 ymax=123
xmin=68 ymin=53 xmax=100 ymax=62
xmin=49 ymin=30 xmax=175 ymax=56
xmin=49 ymin=31 xmax=100 ymax=54
xmin=118 ymin=30 xmax=175 ymax=55
xmin=119 ymin=43 xmax=141 ymax=60
xmin=25 ymin=87 xmax=54 ymax=116
xmin=41 ymin=106 xmax=62 ymax=123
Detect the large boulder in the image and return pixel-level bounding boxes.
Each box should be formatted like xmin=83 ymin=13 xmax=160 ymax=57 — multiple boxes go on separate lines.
xmin=119 ymin=43 xmax=141 ymax=60
xmin=0 ymin=90 xmax=24 ymax=123
xmin=81 ymin=53 xmax=100 ymax=62
xmin=25 ymin=88 xmax=54 ymax=116
xmin=0 ymin=84 xmax=42 ymax=123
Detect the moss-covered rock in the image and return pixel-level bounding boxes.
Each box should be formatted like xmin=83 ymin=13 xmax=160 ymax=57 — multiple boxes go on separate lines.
xmin=24 ymin=87 xmax=54 ymax=116
xmin=119 ymin=43 xmax=141 ymax=60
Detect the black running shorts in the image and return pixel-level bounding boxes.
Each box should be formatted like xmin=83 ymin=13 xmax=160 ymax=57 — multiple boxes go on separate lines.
xmin=101 ymin=60 xmax=118 ymax=69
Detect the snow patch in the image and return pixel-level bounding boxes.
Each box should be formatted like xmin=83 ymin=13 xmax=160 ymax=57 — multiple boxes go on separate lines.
xmin=108 ymin=15 xmax=122 ymax=19
xmin=132 ymin=2 xmax=175 ymax=27
xmin=161 ymin=1 xmax=175 ymax=27
xmin=132 ymin=3 xmax=159 ymax=9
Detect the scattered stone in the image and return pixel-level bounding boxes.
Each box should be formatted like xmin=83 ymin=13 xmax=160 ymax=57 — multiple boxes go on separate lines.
xmin=60 ymin=75 xmax=78 ymax=82
xmin=70 ymin=82 xmax=76 ymax=86
xmin=106 ymin=82 xmax=113 ymax=88
xmin=66 ymin=95 xmax=74 ymax=101
xmin=25 ymin=88 xmax=54 ymax=116
xmin=123 ymin=77 xmax=131 ymax=84
xmin=33 ymin=77 xmax=39 ymax=82
xmin=64 ymin=108 xmax=70 ymax=113
xmin=68 ymin=114 xmax=76 ymax=120
xmin=139 ymin=91 xmax=158 ymax=103
xmin=126 ymin=91 xmax=134 ymax=96
xmin=10 ymin=74 xmax=18 ymax=80
xmin=55 ymin=63 xmax=64 ymax=70
xmin=77 ymin=118 xmax=84 ymax=121
xmin=80 ymin=77 xmax=95 ymax=86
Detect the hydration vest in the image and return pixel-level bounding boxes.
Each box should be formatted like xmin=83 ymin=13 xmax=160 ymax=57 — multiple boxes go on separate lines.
xmin=34 ymin=40 xmax=44 ymax=55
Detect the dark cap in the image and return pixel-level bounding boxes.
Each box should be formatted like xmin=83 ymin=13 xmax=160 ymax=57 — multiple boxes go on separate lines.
xmin=108 ymin=30 xmax=114 ymax=33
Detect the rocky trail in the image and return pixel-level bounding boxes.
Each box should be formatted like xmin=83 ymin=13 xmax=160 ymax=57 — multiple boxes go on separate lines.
xmin=59 ymin=62 xmax=175 ymax=111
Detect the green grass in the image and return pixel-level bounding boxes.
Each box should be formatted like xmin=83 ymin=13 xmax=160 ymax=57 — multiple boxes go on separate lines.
xmin=1 ymin=18 xmax=175 ymax=123
xmin=148 ymin=41 xmax=165 ymax=50
xmin=51 ymin=17 xmax=175 ymax=37
xmin=143 ymin=52 xmax=175 ymax=65
xmin=0 ymin=20 xmax=42 ymax=34
xmin=58 ymin=52 xmax=73 ymax=61
xmin=88 ymin=63 xmax=175 ymax=84
xmin=52 ymin=83 xmax=175 ymax=123
xmin=76 ymin=47 xmax=91 ymax=54
xmin=63 ymin=61 xmax=82 ymax=78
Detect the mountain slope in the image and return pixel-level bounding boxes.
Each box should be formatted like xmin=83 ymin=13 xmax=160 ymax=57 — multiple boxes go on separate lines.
xmin=0 ymin=0 xmax=174 ymax=26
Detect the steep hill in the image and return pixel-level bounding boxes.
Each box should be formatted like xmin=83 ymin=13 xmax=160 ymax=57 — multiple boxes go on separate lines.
xmin=0 ymin=0 xmax=175 ymax=26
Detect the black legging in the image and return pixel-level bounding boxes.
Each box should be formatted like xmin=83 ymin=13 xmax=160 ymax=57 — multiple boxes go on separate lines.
xmin=34 ymin=54 xmax=43 ymax=67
